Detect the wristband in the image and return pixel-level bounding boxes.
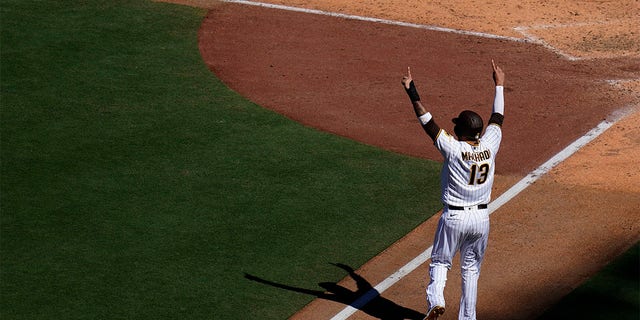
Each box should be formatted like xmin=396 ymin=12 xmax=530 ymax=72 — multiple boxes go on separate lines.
xmin=418 ymin=112 xmax=432 ymax=125
xmin=405 ymin=81 xmax=421 ymax=102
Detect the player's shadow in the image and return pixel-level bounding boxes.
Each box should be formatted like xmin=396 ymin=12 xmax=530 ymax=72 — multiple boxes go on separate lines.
xmin=244 ymin=263 xmax=425 ymax=320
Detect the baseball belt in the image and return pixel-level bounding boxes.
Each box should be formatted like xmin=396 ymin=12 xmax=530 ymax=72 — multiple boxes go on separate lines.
xmin=447 ymin=204 xmax=488 ymax=210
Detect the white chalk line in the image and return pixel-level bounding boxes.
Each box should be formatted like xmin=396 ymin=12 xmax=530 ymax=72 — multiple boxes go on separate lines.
xmin=215 ymin=1 xmax=638 ymax=317
xmin=222 ymin=0 xmax=526 ymax=43
xmin=222 ymin=0 xmax=636 ymax=61
xmin=514 ymin=20 xmax=634 ymax=61
xmin=330 ymin=247 xmax=433 ymax=319
xmin=605 ymin=78 xmax=640 ymax=86
xmin=513 ymin=28 xmax=580 ymax=61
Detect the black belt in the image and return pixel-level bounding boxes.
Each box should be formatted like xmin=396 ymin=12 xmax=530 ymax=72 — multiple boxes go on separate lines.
xmin=447 ymin=204 xmax=488 ymax=210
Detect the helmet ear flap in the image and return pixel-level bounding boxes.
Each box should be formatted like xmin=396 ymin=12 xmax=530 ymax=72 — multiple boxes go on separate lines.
xmin=454 ymin=125 xmax=462 ymax=138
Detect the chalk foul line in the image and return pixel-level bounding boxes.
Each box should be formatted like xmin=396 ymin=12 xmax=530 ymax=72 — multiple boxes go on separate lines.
xmin=330 ymin=247 xmax=433 ymax=319
xmin=330 ymin=107 xmax=634 ymax=320
xmin=222 ymin=0 xmax=526 ymax=43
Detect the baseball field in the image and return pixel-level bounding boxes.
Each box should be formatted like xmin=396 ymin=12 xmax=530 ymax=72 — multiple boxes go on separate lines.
xmin=1 ymin=0 xmax=638 ymax=319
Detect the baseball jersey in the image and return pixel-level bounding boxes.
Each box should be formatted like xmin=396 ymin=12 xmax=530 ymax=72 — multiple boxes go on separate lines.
xmin=435 ymin=124 xmax=502 ymax=206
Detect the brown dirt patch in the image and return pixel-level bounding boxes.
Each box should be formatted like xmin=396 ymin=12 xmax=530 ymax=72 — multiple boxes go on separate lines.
xmin=258 ymin=0 xmax=640 ymax=59
xmin=196 ymin=2 xmax=640 ymax=176
xmin=523 ymin=20 xmax=640 ymax=59
xmin=550 ymin=109 xmax=640 ymax=194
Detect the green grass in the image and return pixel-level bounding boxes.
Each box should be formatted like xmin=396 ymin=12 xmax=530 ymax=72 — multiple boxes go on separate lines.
xmin=539 ymin=243 xmax=640 ymax=320
xmin=1 ymin=1 xmax=441 ymax=319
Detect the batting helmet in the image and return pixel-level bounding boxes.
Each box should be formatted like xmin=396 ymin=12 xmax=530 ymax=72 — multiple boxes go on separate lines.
xmin=452 ymin=110 xmax=483 ymax=140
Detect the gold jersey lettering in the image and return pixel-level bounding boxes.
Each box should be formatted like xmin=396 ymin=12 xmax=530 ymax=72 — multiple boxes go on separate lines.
xmin=461 ymin=150 xmax=491 ymax=162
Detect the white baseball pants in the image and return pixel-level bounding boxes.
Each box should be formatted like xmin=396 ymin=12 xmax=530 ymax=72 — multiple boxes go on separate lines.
xmin=426 ymin=207 xmax=490 ymax=320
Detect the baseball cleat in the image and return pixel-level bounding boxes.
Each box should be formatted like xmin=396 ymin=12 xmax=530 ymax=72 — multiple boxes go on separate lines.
xmin=424 ymin=305 xmax=445 ymax=320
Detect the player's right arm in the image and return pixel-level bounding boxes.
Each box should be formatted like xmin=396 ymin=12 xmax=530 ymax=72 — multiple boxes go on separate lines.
xmin=402 ymin=67 xmax=440 ymax=141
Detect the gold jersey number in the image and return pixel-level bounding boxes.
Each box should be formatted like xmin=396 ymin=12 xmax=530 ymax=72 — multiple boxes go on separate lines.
xmin=469 ymin=163 xmax=490 ymax=185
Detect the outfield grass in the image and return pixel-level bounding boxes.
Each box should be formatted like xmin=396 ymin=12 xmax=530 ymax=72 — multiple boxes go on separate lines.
xmin=1 ymin=1 xmax=442 ymax=318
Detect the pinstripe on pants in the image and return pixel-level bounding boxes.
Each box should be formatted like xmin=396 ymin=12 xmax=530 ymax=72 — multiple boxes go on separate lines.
xmin=427 ymin=207 xmax=490 ymax=320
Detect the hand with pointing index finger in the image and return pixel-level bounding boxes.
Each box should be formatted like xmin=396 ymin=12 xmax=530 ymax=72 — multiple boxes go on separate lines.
xmin=492 ymin=59 xmax=505 ymax=86
xmin=402 ymin=67 xmax=413 ymax=89
xmin=401 ymin=66 xmax=423 ymax=106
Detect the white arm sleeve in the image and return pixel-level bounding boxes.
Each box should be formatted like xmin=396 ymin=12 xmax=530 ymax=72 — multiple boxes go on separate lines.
xmin=493 ymin=86 xmax=504 ymax=115
xmin=418 ymin=112 xmax=432 ymax=125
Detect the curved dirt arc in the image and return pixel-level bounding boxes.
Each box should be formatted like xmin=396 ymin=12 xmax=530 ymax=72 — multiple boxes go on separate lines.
xmin=197 ymin=2 xmax=639 ymax=177
xmin=160 ymin=0 xmax=640 ymax=318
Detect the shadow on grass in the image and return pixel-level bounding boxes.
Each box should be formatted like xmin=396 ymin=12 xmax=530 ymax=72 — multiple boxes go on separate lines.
xmin=245 ymin=263 xmax=425 ymax=320
xmin=538 ymin=243 xmax=639 ymax=320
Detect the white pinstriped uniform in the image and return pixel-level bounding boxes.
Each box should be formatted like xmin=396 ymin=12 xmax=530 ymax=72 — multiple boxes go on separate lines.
xmin=437 ymin=124 xmax=502 ymax=207
xmin=424 ymin=87 xmax=503 ymax=320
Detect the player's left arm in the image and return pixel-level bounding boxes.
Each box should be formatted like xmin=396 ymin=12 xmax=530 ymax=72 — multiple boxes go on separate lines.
xmin=488 ymin=60 xmax=505 ymax=127
xmin=401 ymin=67 xmax=440 ymax=141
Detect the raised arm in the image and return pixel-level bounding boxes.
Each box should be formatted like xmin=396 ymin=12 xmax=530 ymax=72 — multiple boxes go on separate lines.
xmin=402 ymin=67 xmax=440 ymax=141
xmin=489 ymin=60 xmax=505 ymax=126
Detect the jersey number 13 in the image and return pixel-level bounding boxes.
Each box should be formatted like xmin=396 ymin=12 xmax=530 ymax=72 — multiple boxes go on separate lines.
xmin=469 ymin=163 xmax=490 ymax=185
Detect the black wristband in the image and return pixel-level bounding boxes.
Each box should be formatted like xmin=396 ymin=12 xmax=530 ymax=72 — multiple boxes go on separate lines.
xmin=405 ymin=81 xmax=421 ymax=102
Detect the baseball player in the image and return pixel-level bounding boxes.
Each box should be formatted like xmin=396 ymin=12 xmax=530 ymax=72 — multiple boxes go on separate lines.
xmin=401 ymin=60 xmax=505 ymax=320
